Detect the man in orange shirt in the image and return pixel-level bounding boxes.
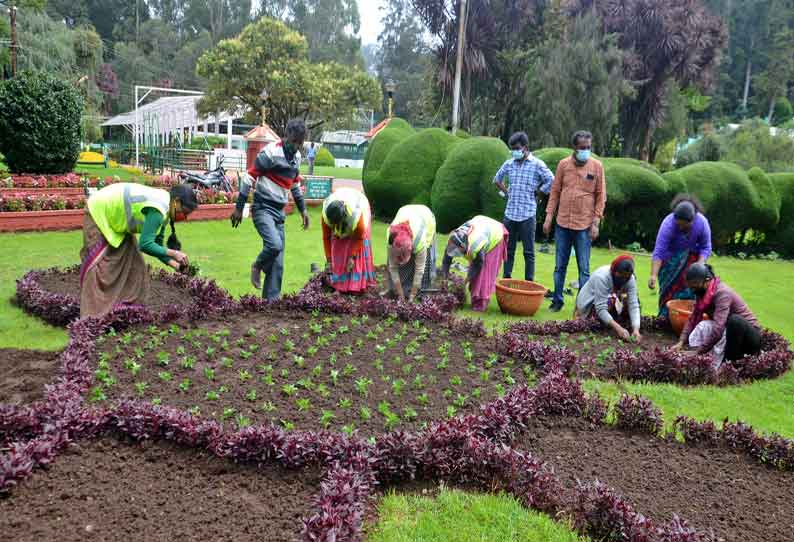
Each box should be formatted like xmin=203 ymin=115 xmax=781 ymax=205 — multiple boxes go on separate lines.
xmin=543 ymin=130 xmax=607 ymax=312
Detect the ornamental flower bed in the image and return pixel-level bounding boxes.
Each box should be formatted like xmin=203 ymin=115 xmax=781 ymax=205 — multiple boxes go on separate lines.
xmin=0 ymin=193 xmax=87 ymax=212
xmin=15 ymin=266 xmax=235 ymax=327
xmin=499 ymin=315 xmax=793 ymax=386
xmin=2 ymin=292 xmax=794 ymax=541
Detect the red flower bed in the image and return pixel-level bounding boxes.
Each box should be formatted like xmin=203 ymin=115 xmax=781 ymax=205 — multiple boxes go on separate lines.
xmin=0 ymin=193 xmax=87 ymax=212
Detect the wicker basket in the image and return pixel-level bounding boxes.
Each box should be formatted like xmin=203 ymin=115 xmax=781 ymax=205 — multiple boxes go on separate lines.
xmin=495 ymin=279 xmax=547 ymax=317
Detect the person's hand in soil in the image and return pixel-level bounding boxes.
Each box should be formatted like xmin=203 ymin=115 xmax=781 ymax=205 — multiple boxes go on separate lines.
xmin=301 ymin=211 xmax=310 ymax=231
xmin=230 ymin=209 xmax=243 ymax=228
xmin=408 ymin=287 xmax=418 ymax=302
xmin=167 ymin=259 xmax=182 ymax=272
xmin=631 ymin=329 xmax=642 ymax=343
xmin=648 ymin=275 xmax=657 ymax=290
xmin=670 ymin=341 xmax=685 ymax=352
xmin=168 ymin=249 xmax=189 ymax=268
xmin=614 ymin=325 xmax=631 ymax=342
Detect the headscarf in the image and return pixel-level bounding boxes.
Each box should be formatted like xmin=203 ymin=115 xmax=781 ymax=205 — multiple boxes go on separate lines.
xmin=610 ymin=254 xmax=634 ymax=291
xmin=446 ymin=225 xmax=469 ymax=258
xmin=388 ymin=222 xmax=413 ymax=266
xmin=673 ymin=200 xmax=696 ymax=222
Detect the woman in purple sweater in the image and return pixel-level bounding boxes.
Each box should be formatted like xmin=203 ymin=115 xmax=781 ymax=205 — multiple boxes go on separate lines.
xmin=648 ymin=196 xmax=712 ymax=317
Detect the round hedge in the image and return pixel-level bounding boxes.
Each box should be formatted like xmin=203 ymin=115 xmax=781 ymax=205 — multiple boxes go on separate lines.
xmin=664 ymin=161 xmax=757 ymax=246
xmin=362 ymin=118 xmax=414 ymax=179
xmin=0 ymin=71 xmax=84 ymax=174
xmin=768 ymin=173 xmax=794 ymax=256
xmin=601 ymin=160 xmax=668 ymax=248
xmin=747 ymin=167 xmax=781 ymax=234
xmin=314 ymin=146 xmax=335 ymax=167
xmin=533 ymin=147 xmax=571 ymax=175
xmin=367 ymin=128 xmax=460 ymax=217
xmin=432 ymin=137 xmax=510 ymax=233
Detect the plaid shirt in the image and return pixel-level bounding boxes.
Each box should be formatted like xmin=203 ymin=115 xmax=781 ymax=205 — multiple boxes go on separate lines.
xmin=493 ymin=154 xmax=554 ymax=221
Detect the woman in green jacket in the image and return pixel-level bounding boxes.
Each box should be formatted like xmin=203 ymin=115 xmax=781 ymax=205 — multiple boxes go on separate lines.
xmin=79 ymin=183 xmax=198 ymax=318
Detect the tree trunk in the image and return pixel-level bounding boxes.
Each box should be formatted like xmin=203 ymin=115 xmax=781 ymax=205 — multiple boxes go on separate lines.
xmin=741 ymin=36 xmax=754 ymax=114
xmin=768 ymin=94 xmax=777 ymax=123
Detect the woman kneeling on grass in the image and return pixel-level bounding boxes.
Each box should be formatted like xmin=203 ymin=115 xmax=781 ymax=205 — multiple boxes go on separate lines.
xmin=672 ymin=263 xmax=761 ymax=366
xmin=440 ymin=215 xmax=508 ymax=312
xmin=80 ymin=183 xmax=198 ymax=319
xmin=321 ymin=187 xmax=376 ymax=293
xmin=574 ymin=254 xmax=641 ymax=342
xmin=384 ymin=204 xmax=437 ymax=302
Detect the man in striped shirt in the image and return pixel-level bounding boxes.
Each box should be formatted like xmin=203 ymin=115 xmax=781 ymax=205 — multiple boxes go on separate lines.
xmin=493 ymin=131 xmax=554 ymax=282
xmin=230 ymin=119 xmax=311 ymax=300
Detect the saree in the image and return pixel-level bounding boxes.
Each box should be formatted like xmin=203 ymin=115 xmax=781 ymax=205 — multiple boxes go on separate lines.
xmin=658 ymin=250 xmax=698 ymax=317
xmin=386 ymin=237 xmax=437 ymax=298
xmin=328 ymin=222 xmax=377 ymax=293
xmin=469 ymin=232 xmax=508 ymax=312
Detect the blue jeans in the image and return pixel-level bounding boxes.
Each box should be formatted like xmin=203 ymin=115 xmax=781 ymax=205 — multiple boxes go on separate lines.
xmin=503 ymin=216 xmax=536 ymax=281
xmin=251 ymin=203 xmax=285 ymax=301
xmin=552 ymin=225 xmax=591 ymax=305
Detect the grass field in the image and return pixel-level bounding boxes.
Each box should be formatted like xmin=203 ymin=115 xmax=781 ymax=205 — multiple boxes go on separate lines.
xmin=2 ymin=208 xmax=793 ymax=539
xmin=299 ymin=164 xmax=362 ymax=180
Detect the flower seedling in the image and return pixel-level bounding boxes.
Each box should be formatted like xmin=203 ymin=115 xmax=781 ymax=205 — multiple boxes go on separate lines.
xmin=316 ymin=383 xmax=331 ymax=398
xmin=391 ymin=379 xmax=405 ymax=396
xmin=279 ymin=327 xmax=290 ymax=336
xmin=221 ymin=356 xmax=233 ymax=369
xmin=134 ymin=381 xmax=148 ymax=396
xmin=245 ymin=389 xmax=257 ymax=402
xmin=359 ymin=406 xmax=372 ymax=421
xmin=495 ymin=383 xmax=506 ymax=397
xmin=281 ymin=420 xmax=295 ymax=431
xmin=296 ymin=398 xmax=311 ymax=411
xmin=355 ymin=377 xmax=373 ymax=397
xmin=222 ymin=407 xmax=236 ymax=420
xmin=156 ymin=351 xmax=170 ymax=366
xmin=88 ymin=386 xmax=106 ymax=403
xmin=281 ymin=384 xmax=298 ymax=397
xmin=338 ymin=397 xmax=352 ymax=409
xmin=260 ymin=401 xmax=276 ymax=413
xmin=453 ymin=393 xmax=468 ymax=408
xmin=320 ymin=410 xmax=335 ymax=428
xmin=239 ymin=349 xmax=253 ymax=360
xmin=341 ymin=424 xmax=356 ymax=437
xmin=176 ymin=346 xmax=186 ymax=356
xmin=403 ymin=407 xmax=418 ymax=421
xmin=330 ymin=369 xmax=340 ymax=386
xmin=480 ymin=369 xmax=490 ymax=382
xmin=151 ymin=398 xmax=162 ymax=406
xmin=446 ymin=405 xmax=457 ymax=418
xmin=238 ymin=369 xmax=252 ymax=381
xmin=188 ymin=406 xmax=201 ymax=416
xmin=472 ymin=388 xmax=481 ymax=399
xmin=204 ymin=367 xmax=215 ymax=381
xmin=412 ymin=375 xmax=425 ymax=389
xmin=178 ymin=378 xmax=191 ymax=392
xmin=158 ymin=370 xmax=172 ymax=382
xmin=450 ymin=375 xmax=462 ymax=387
xmin=246 ymin=327 xmax=257 ymax=338
xmin=293 ymin=355 xmax=305 ymax=368
xmin=442 ymin=389 xmax=453 ymax=399
xmin=485 ymin=354 xmax=498 ymax=368
xmin=235 ymin=414 xmax=252 ymax=429
xmin=343 ymin=363 xmax=355 ymax=376
xmin=206 ymin=390 xmax=220 ymax=401
xmin=284 ymin=339 xmax=295 ymax=352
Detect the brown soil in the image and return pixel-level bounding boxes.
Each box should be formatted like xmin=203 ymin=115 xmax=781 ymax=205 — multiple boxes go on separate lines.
xmin=319 ymin=265 xmax=455 ymax=302
xmin=0 ymin=437 xmax=320 ymax=542
xmin=530 ymin=329 xmax=679 ymax=380
xmin=36 ymin=270 xmax=192 ymax=310
xmin=514 ymin=416 xmax=794 ymax=542
xmin=0 ymin=349 xmax=61 ymax=405
xmin=93 ymin=312 xmax=520 ymax=436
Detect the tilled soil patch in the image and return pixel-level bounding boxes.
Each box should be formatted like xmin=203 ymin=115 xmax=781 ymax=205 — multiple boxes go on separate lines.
xmin=36 ymin=269 xmax=192 ymax=310
xmin=515 ymin=416 xmax=794 ymax=542
xmin=0 ymin=348 xmax=61 ymax=405
xmin=0 ymin=437 xmax=320 ymax=542
xmin=92 ymin=311 xmax=522 ymax=435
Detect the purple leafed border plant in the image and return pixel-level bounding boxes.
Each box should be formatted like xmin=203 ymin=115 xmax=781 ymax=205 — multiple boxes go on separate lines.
xmin=15 ymin=266 xmax=235 ymax=327
xmin=502 ymin=316 xmax=793 ymax=386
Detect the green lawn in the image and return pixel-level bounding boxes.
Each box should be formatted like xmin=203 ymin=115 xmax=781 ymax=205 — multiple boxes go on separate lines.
xmin=369 ymin=488 xmax=585 ymax=542
xmin=2 ymin=209 xmax=793 ymax=538
xmin=300 ymin=164 xmax=362 ymax=180
xmin=74 ymin=164 xmax=149 ymax=182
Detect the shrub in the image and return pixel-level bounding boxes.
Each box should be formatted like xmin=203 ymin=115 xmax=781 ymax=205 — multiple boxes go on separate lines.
xmin=600 ymin=159 xmax=669 ymax=248
xmin=367 ymin=128 xmax=460 ymax=217
xmin=768 ymin=173 xmax=794 ymax=256
xmin=432 ymin=137 xmax=510 ymax=232
xmin=613 ymin=394 xmax=664 ymax=436
xmin=533 ymin=147 xmax=571 ymax=175
xmin=746 ymin=167 xmax=781 ymax=235
xmin=674 ymin=133 xmax=725 ymax=168
xmin=455 ymin=129 xmax=471 ymax=139
xmin=663 ymin=161 xmax=757 ymax=246
xmin=313 ymin=146 xmax=335 ymax=167
xmin=362 ymin=117 xmax=413 ymax=180
xmin=0 ymin=71 xmax=84 ymax=174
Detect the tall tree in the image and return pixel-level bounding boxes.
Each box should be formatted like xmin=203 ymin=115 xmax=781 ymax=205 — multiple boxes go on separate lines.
xmin=568 ymin=0 xmax=727 ymax=159
xmin=376 ymin=0 xmax=431 ymax=124
xmin=196 ymin=17 xmax=380 ymax=134
xmin=289 ymin=0 xmax=363 ymax=66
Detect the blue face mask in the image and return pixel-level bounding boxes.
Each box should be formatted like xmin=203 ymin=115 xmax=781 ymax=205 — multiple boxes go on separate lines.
xmin=576 ymin=150 xmax=591 ymax=162
xmin=511 ymin=149 xmax=525 ymax=161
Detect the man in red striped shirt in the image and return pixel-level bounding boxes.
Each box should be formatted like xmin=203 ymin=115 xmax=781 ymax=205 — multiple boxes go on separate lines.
xmin=231 ymin=119 xmax=311 ymax=300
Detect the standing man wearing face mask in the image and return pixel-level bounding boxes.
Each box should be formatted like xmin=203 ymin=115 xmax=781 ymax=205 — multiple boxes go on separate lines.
xmin=493 ymin=131 xmax=554 ymax=282
xmin=543 ymin=130 xmax=606 ymax=313
xmin=230 ymin=118 xmax=311 ymax=301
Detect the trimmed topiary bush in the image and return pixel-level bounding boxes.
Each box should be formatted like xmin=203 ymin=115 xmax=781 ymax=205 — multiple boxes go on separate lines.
xmin=533 ymin=147 xmax=571 ymax=176
xmin=478 ymin=139 xmax=513 ymax=221
xmin=362 ymin=118 xmax=414 ymax=180
xmin=0 ymin=72 xmax=84 ymax=174
xmin=773 ymin=97 xmax=793 ymax=125
xmin=455 ymin=129 xmax=471 ymax=139
xmin=432 ymin=137 xmax=510 ymax=233
xmin=768 ymin=173 xmax=794 ymax=257
xmin=601 ymin=159 xmax=668 ymax=248
xmin=367 ymin=128 xmax=460 ymax=217
xmin=664 ymin=161 xmax=757 ymax=246
xmin=314 ymin=146 xmax=335 ymax=167
xmin=746 ymin=167 xmax=781 ymax=235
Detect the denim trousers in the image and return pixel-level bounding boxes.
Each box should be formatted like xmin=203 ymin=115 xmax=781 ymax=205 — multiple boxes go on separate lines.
xmin=251 ymin=202 xmax=286 ymax=301
xmin=552 ymin=225 xmax=591 ymax=305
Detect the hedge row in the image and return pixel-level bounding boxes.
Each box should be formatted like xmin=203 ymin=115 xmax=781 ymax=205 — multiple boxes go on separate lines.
xmin=363 ymin=120 xmax=794 ymax=250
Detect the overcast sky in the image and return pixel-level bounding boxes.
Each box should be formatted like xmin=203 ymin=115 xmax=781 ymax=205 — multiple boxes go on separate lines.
xmin=359 ymin=0 xmax=387 ymax=45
